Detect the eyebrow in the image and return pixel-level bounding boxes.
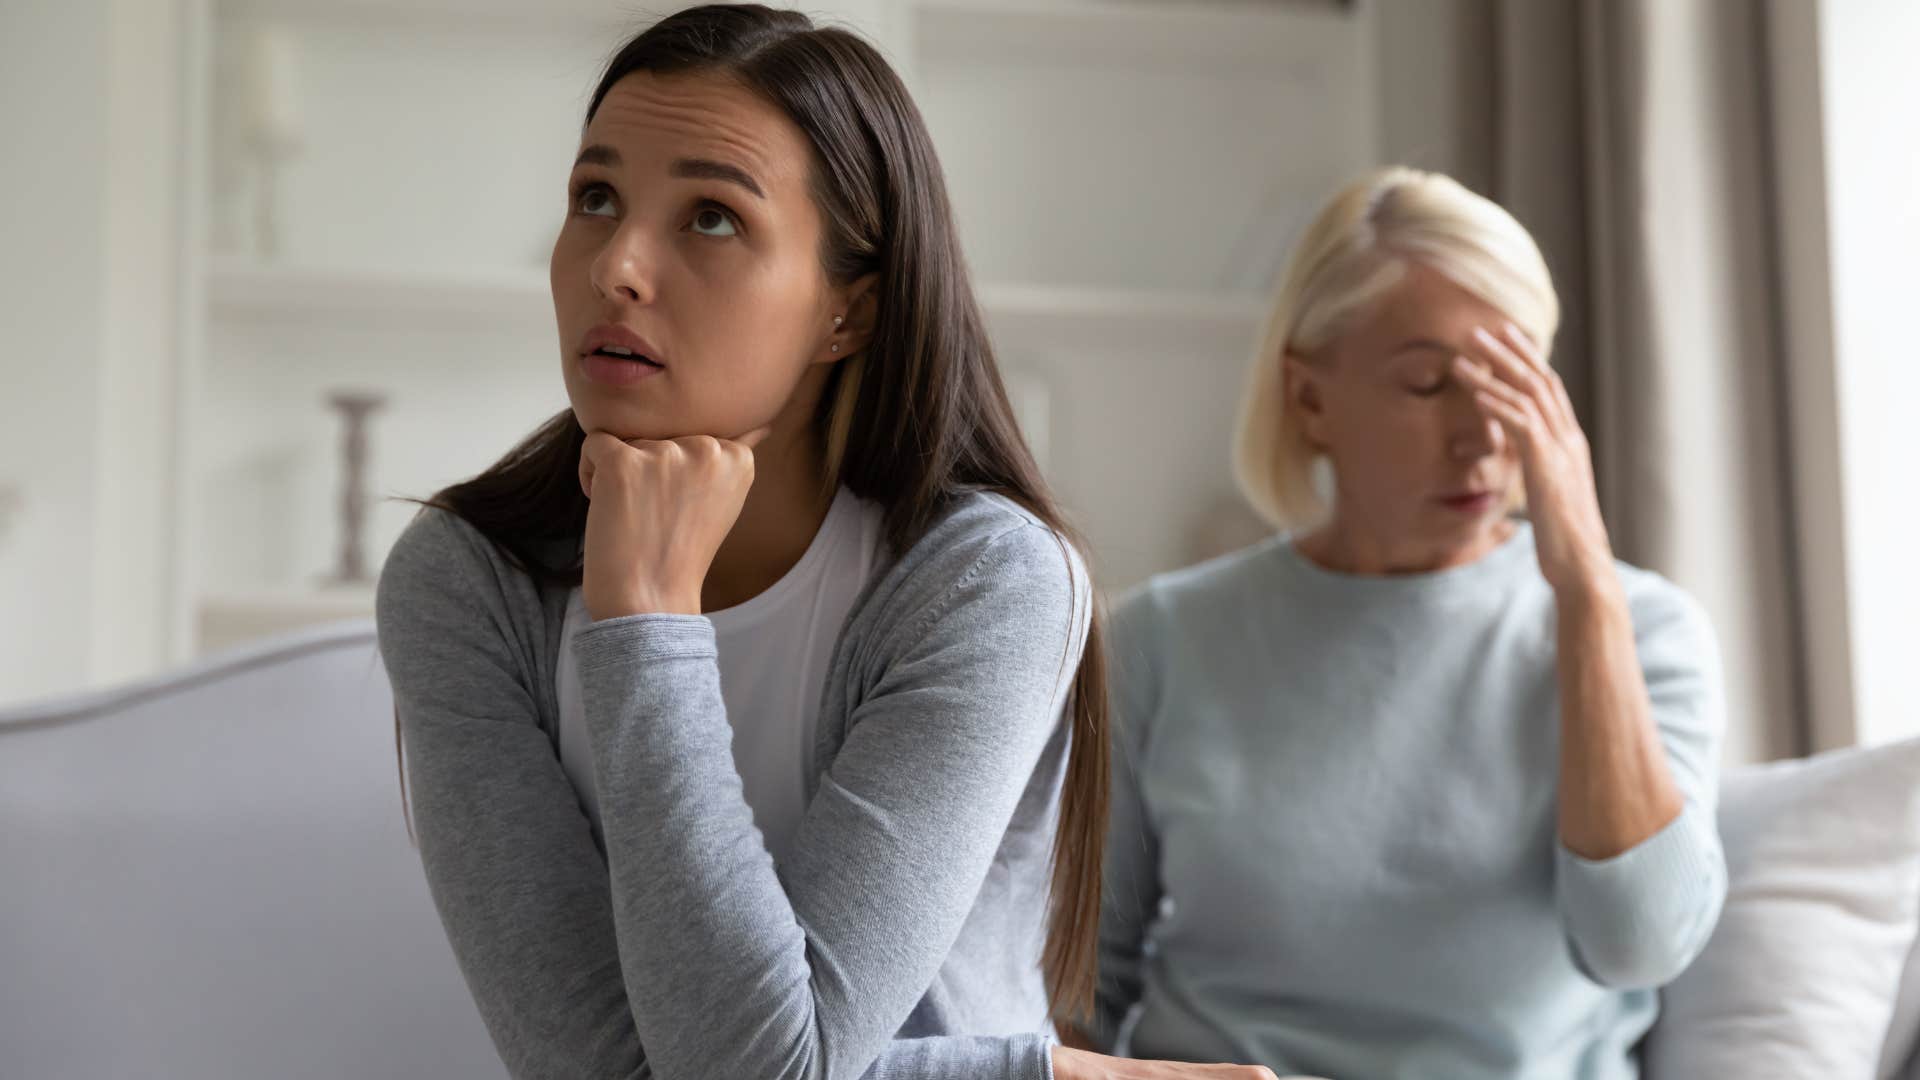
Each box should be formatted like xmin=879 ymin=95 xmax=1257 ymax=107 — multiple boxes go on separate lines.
xmin=571 ymin=144 xmax=767 ymax=200
xmin=1390 ymin=338 xmax=1456 ymax=357
xmin=573 ymin=144 xmax=621 ymax=169
xmin=670 ymin=157 xmax=766 ymax=199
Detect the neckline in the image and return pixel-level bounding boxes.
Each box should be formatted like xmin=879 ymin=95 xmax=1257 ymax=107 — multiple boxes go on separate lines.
xmin=565 ymin=487 xmax=866 ymax=632
xmin=1271 ymin=518 xmax=1537 ymax=602
xmin=705 ymin=486 xmax=862 ymax=632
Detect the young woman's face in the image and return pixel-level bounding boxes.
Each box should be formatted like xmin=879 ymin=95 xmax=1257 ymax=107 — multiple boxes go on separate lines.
xmin=551 ymin=71 xmax=844 ymax=442
xmin=1288 ymin=261 xmax=1522 ymax=561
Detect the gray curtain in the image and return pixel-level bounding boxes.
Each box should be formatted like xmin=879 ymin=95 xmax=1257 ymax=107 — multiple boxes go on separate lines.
xmin=1376 ymin=0 xmax=1817 ymax=764
xmin=1501 ymin=0 xmax=1810 ymax=765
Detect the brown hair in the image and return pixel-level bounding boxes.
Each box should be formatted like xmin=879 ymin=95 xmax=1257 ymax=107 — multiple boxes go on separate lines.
xmin=394 ymin=3 xmax=1108 ymax=1024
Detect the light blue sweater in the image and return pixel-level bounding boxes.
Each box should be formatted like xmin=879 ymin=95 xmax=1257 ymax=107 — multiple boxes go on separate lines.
xmin=1094 ymin=523 xmax=1727 ymax=1080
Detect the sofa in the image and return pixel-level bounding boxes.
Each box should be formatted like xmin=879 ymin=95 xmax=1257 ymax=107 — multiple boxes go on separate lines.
xmin=3 ymin=620 xmax=1916 ymax=1078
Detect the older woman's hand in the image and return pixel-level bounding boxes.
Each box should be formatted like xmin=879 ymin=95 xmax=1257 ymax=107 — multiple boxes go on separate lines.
xmin=1450 ymin=323 xmax=1616 ymax=598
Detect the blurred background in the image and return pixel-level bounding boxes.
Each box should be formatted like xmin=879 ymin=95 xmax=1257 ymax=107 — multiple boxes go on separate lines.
xmin=0 ymin=0 xmax=1914 ymax=768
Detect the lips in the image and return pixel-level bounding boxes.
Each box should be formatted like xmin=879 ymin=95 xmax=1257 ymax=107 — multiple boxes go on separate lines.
xmin=1439 ymin=492 xmax=1496 ymax=513
xmin=579 ymin=324 xmax=665 ymax=369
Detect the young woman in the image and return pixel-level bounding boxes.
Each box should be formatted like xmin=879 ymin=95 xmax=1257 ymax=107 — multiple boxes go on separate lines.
xmin=1086 ymin=167 xmax=1729 ymax=1078
xmin=376 ymin=6 xmax=1272 ymax=1080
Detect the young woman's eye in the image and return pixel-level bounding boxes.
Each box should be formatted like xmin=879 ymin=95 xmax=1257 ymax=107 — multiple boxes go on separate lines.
xmin=689 ymin=203 xmax=739 ymax=238
xmin=1407 ymin=372 xmax=1448 ymax=396
xmin=572 ymin=181 xmax=617 ymax=219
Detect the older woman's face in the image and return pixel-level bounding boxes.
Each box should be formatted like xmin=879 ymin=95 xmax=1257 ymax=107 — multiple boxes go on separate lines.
xmin=550 ymin=71 xmax=842 ymax=442
xmin=1288 ymin=261 xmax=1522 ymax=559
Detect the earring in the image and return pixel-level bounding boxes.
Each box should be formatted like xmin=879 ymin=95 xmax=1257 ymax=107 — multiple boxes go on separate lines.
xmin=833 ymin=315 xmax=844 ymax=327
xmin=831 ymin=344 xmax=840 ymax=352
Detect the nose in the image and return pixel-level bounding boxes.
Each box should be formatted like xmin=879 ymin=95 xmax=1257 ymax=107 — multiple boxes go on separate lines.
xmin=1447 ymin=392 xmax=1505 ymax=461
xmin=589 ymin=220 xmax=658 ymax=305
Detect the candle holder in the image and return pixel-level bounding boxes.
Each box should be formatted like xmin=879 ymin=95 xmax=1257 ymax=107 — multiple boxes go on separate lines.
xmin=323 ymin=390 xmax=386 ymax=586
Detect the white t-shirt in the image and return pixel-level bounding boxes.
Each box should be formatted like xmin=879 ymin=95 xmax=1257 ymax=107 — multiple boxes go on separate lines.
xmin=554 ymin=486 xmax=888 ymax=866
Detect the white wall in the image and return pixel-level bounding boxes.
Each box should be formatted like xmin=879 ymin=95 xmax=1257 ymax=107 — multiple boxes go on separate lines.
xmin=1368 ymin=0 xmax=1493 ymax=192
xmin=0 ymin=0 xmax=182 ymax=703
xmin=95 ymin=0 xmax=184 ymax=684
xmin=1817 ymin=0 xmax=1920 ymax=747
xmin=0 ymin=1 xmax=110 ymax=702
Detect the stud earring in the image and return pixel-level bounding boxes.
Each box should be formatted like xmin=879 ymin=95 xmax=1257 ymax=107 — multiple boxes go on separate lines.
xmin=833 ymin=315 xmax=844 ymax=327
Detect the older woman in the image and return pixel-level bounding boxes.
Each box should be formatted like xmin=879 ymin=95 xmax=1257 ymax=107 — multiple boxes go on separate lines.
xmin=1086 ymin=167 xmax=1727 ymax=1079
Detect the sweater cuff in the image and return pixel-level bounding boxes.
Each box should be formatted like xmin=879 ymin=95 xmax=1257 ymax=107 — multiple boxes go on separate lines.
xmin=1016 ymin=1031 xmax=1055 ymax=1080
xmin=572 ymin=612 xmax=715 ymax=672
xmin=1556 ymin=802 xmax=1727 ymax=987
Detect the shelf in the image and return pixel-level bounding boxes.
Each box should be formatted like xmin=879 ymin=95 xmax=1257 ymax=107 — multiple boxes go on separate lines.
xmin=911 ymin=0 xmax=1355 ymax=71
xmin=195 ymin=586 xmax=377 ymax=656
xmin=207 ymin=257 xmax=552 ymax=328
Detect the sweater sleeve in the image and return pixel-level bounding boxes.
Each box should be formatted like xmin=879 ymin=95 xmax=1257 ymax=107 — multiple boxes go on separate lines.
xmin=1553 ymin=578 xmax=1728 ymax=990
xmin=571 ymin=518 xmax=1090 ymax=1080
xmin=1089 ymin=585 xmax=1166 ymax=1051
xmin=377 ymin=509 xmax=1066 ymax=1080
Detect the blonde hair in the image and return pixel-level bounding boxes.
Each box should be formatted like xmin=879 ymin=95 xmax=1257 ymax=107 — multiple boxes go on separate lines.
xmin=1231 ymin=166 xmax=1561 ymax=528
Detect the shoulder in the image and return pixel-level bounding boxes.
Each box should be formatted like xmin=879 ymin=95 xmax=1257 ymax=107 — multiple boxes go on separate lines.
xmin=1613 ymin=560 xmax=1720 ymax=663
xmin=377 ymin=505 xmax=511 ymax=616
xmin=1111 ymin=537 xmax=1286 ymax=651
xmin=902 ymin=490 xmax=1090 ymax=605
xmin=1103 ymin=539 xmax=1283 ymax=727
xmin=374 ymin=505 xmax=544 ymax=682
xmin=851 ymin=490 xmax=1092 ymax=655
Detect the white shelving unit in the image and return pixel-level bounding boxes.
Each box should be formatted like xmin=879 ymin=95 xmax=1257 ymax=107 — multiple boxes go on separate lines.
xmin=207 ymin=258 xmax=552 ymax=326
xmin=171 ymin=0 xmax=1374 ymax=656
xmin=207 ymin=257 xmax=1266 ymax=340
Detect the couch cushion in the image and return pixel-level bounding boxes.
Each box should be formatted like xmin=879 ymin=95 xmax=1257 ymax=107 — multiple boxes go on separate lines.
xmin=1644 ymin=737 xmax=1920 ymax=1078
xmin=0 ymin=622 xmax=505 ymax=1079
xmin=1879 ymin=931 xmax=1920 ymax=1079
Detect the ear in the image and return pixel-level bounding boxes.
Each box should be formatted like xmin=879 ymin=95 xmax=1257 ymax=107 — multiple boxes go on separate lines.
xmin=818 ymin=273 xmax=880 ymax=365
xmin=1282 ymin=351 xmax=1330 ymax=448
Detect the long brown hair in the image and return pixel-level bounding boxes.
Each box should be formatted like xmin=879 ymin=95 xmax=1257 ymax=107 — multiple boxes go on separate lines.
xmin=395 ymin=4 xmax=1109 ymax=1024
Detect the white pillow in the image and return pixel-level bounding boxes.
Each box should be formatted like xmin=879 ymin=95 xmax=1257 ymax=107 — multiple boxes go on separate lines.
xmin=1643 ymin=737 xmax=1920 ymax=1079
xmin=1879 ymin=932 xmax=1920 ymax=1079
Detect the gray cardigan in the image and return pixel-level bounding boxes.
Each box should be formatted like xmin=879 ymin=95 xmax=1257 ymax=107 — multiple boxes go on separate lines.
xmin=374 ymin=490 xmax=1089 ymax=1080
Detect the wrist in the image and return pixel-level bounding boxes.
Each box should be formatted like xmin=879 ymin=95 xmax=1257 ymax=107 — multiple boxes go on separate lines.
xmin=1050 ymin=1047 xmax=1092 ymax=1080
xmin=592 ymin=589 xmax=701 ymax=620
xmin=1553 ymin=575 xmax=1631 ymax=650
xmin=1553 ymin=563 xmax=1623 ymax=613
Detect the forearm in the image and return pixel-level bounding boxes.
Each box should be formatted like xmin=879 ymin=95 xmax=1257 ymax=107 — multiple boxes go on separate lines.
xmin=576 ymin=589 xmax=1078 ymax=1080
xmin=1554 ymin=572 xmax=1684 ymax=859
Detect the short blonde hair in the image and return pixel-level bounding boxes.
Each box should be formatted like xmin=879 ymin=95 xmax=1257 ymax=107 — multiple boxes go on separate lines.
xmin=1231 ymin=166 xmax=1561 ymax=529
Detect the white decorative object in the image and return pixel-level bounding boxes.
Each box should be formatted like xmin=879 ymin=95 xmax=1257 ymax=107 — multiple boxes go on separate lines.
xmin=238 ymin=24 xmax=303 ymax=258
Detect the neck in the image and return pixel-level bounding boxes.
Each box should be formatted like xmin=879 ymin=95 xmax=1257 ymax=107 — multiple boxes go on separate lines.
xmin=1298 ymin=508 xmax=1512 ymax=577
xmin=701 ymin=407 xmax=835 ymax=614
